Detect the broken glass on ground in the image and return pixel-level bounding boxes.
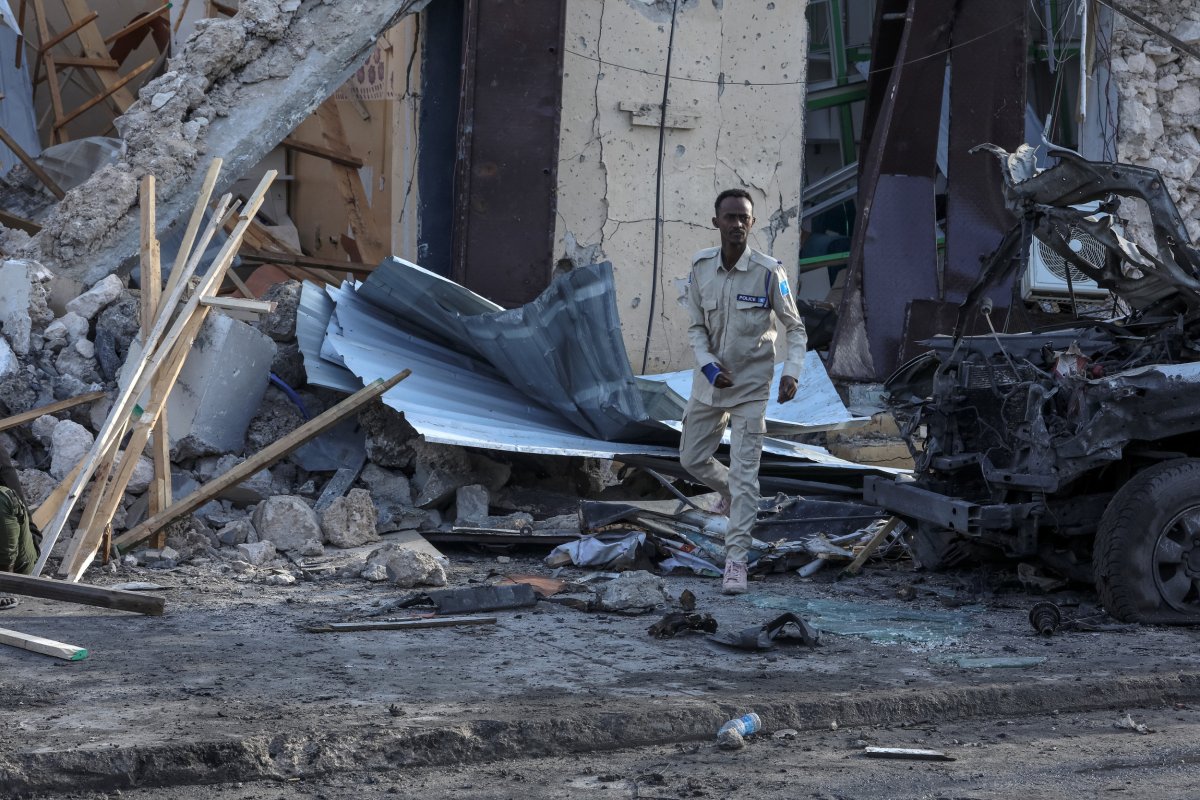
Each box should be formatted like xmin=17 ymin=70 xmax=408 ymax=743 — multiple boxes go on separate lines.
xmin=747 ymin=594 xmax=977 ymax=645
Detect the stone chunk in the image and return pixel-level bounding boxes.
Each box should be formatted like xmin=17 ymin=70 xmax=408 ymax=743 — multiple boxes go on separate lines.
xmin=251 ymin=495 xmax=322 ymax=552
xmin=455 ymin=484 xmax=489 ymax=524
xmin=0 ymin=260 xmax=54 ymax=355
xmin=49 ymin=419 xmax=93 ymax=479
xmin=594 ymin=571 xmax=668 ymax=614
xmin=253 ymin=280 xmax=301 ymax=341
xmin=0 ymin=337 xmax=18 ymax=380
xmin=217 ymin=518 xmax=256 ymax=546
xmin=238 ymin=540 xmax=276 ymax=566
xmin=320 ymin=488 xmax=380 ymax=548
xmin=363 ymin=543 xmax=447 ymax=588
xmin=66 ymin=274 xmax=125 ymax=320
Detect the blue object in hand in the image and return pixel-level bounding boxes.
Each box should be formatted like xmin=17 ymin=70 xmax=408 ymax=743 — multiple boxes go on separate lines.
xmin=701 ymin=362 xmax=723 ymax=385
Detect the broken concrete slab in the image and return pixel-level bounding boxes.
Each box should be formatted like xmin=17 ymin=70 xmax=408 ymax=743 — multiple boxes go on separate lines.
xmin=217 ymin=518 xmax=256 ymax=546
xmin=0 ymin=260 xmax=53 ymax=355
xmin=168 ymin=313 xmax=276 ymax=459
xmin=238 ymin=540 xmax=277 ymax=566
xmin=594 ymin=571 xmax=669 ymax=614
xmin=9 ymin=1 xmax=434 ymax=286
xmin=49 ymin=420 xmax=93 ymax=480
xmin=454 ymin=484 xmax=489 ymax=524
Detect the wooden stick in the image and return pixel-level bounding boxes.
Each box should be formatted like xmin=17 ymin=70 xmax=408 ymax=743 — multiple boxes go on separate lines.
xmin=306 ymin=616 xmax=497 ymax=633
xmin=0 ymin=627 xmax=87 ymax=660
xmin=200 ymin=296 xmax=276 ymax=315
xmin=173 ymin=0 xmax=192 ymax=34
xmin=114 ymin=370 xmax=411 ymax=551
xmin=35 ymin=11 xmax=98 ymax=54
xmin=0 ymin=210 xmax=41 ymax=235
xmin=315 ymin=102 xmax=387 ymax=264
xmin=102 ymin=4 xmax=171 ymax=45
xmin=0 ymin=125 xmax=66 ymax=199
xmin=0 ymin=573 xmax=164 ymax=615
xmin=0 ymin=390 xmax=106 ymax=433
xmin=34 ymin=169 xmax=270 ymax=575
xmin=224 ymin=268 xmax=255 ymax=299
xmin=52 ymin=55 xmax=119 ymax=69
xmin=61 ymin=428 xmax=126 ymax=573
xmin=165 ymin=159 xmax=223 ymax=303
xmin=140 ymin=175 xmax=171 ymax=546
xmin=281 ymin=136 xmax=365 ymax=169
xmin=53 ymin=58 xmax=154 ymax=131
xmin=840 ymin=517 xmax=902 ymax=577
xmin=31 ymin=459 xmax=84 ymax=533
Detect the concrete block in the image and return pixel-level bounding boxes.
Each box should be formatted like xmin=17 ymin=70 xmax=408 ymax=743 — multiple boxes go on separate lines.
xmin=320 ymin=488 xmax=380 ymax=548
xmin=49 ymin=420 xmax=93 ymax=479
xmin=0 ymin=336 xmax=18 ymax=380
xmin=217 ymin=518 xmax=256 ymax=546
xmin=164 ymin=314 xmax=277 ymax=458
xmin=455 ymin=484 xmax=490 ymax=524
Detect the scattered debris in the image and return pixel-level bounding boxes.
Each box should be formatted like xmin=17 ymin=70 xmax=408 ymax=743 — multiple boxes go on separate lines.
xmin=593 ymin=570 xmax=668 ymax=614
xmin=863 ymin=747 xmax=955 ymax=762
xmin=716 ymin=713 xmax=761 ymax=751
xmin=363 ymin=544 xmax=447 ymax=589
xmin=400 ymin=584 xmax=537 ymax=615
xmin=1029 ymin=601 xmax=1063 ymax=635
xmin=709 ymin=612 xmax=820 ymax=651
xmin=305 ymin=616 xmax=497 ymax=633
xmin=646 ymin=611 xmax=718 ymax=639
xmin=1114 ymin=713 xmax=1154 ymax=735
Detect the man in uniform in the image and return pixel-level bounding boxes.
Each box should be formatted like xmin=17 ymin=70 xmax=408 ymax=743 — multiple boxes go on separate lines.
xmin=0 ymin=449 xmax=39 ymax=607
xmin=682 ymin=189 xmax=807 ymax=594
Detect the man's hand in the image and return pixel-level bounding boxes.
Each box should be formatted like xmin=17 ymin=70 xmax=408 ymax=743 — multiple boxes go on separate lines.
xmin=714 ymin=370 xmax=734 ymax=389
xmin=777 ymin=375 xmax=798 ymax=403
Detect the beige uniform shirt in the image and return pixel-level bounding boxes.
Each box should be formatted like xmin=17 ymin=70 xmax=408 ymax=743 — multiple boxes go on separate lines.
xmin=686 ymin=247 xmax=807 ymax=408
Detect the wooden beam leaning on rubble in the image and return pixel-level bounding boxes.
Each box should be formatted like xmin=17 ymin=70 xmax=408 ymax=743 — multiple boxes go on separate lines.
xmin=32 ymin=162 xmax=268 ymax=576
xmin=113 ymin=370 xmax=412 ymax=552
xmin=0 ymin=390 xmax=106 ymax=433
xmin=57 ymin=191 xmax=242 ymax=579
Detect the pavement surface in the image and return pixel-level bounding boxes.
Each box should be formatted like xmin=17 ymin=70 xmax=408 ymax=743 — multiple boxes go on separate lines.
xmin=2 ymin=545 xmax=1199 ymax=796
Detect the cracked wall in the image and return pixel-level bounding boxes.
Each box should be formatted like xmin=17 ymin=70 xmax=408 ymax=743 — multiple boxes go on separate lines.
xmin=1111 ymin=3 xmax=1200 ymax=247
xmin=555 ymin=0 xmax=807 ymax=374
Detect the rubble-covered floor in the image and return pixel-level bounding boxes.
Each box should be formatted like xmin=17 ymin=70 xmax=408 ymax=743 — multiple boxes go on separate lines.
xmin=1 ymin=549 xmax=1199 ymax=794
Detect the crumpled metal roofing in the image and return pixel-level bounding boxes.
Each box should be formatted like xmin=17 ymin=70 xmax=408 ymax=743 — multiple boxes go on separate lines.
xmin=359 ymin=258 xmax=678 ymax=440
xmin=298 ymin=259 xmax=887 ymax=471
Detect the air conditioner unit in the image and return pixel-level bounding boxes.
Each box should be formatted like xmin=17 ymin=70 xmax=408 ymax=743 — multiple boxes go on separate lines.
xmin=1021 ymin=220 xmax=1112 ymax=301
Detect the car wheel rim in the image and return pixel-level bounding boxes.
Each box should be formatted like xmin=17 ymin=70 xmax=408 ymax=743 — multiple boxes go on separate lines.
xmin=1153 ymin=506 xmax=1200 ymax=613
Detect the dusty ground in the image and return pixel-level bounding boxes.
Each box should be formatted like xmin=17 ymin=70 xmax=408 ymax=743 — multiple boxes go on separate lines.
xmin=2 ymin=544 xmax=1199 ymax=795
xmin=62 ymin=705 xmax=1200 ymax=799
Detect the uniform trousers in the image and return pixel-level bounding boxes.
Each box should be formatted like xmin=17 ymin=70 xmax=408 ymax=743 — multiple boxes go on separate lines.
xmin=679 ymin=397 xmax=767 ymax=564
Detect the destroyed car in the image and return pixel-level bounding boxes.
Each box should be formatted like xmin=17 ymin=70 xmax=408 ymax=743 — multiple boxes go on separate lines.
xmin=866 ymin=144 xmax=1200 ymax=624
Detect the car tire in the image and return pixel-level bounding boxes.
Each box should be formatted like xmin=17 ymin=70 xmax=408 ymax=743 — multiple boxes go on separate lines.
xmin=1095 ymin=458 xmax=1200 ymax=624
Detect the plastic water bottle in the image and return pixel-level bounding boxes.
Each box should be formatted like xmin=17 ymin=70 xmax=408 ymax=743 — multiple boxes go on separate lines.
xmin=718 ymin=712 xmax=761 ymax=738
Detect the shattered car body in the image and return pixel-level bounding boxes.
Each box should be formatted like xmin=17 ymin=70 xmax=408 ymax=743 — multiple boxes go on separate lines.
xmin=866 ymin=145 xmax=1200 ymax=624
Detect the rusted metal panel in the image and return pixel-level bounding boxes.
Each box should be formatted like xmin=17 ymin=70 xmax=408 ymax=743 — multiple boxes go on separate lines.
xmin=452 ymin=0 xmax=565 ymax=308
xmin=944 ymin=0 xmax=1028 ymax=301
xmin=828 ymin=0 xmax=954 ymax=381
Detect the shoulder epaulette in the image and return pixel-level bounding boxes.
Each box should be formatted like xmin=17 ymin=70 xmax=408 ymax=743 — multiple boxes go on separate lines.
xmin=749 ymin=250 xmax=783 ymax=270
xmin=691 ymin=246 xmax=720 ymax=264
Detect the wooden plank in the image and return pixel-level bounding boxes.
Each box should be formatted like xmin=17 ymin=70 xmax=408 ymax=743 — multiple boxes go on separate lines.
xmin=863 ymin=747 xmax=955 ymax=762
xmin=0 ymin=126 xmax=65 ymax=198
xmin=34 ymin=171 xmax=265 ymax=575
xmin=54 ymin=58 xmax=154 ymax=131
xmin=224 ymin=268 xmax=255 ymax=299
xmin=60 ymin=0 xmax=136 ymax=111
xmin=0 ymin=572 xmax=165 ymax=615
xmin=113 ymin=370 xmax=412 ymax=551
xmin=314 ymin=102 xmax=387 ymax=265
xmin=165 ymin=159 xmax=223 ymax=303
xmin=0 ymin=390 xmax=106 ymax=433
xmin=51 ymin=55 xmax=119 ymax=69
xmin=31 ymin=459 xmax=85 ymax=533
xmin=139 ymin=175 xmax=171 ymax=546
xmin=35 ymin=11 xmax=98 ymax=55
xmin=840 ymin=517 xmax=901 ymax=577
xmin=102 ymin=4 xmax=171 ymax=45
xmin=0 ymin=627 xmax=87 ymax=660
xmin=199 ymin=296 xmax=277 ymax=315
xmin=0 ymin=209 xmax=40 ymax=234
xmin=282 ymin=136 xmax=364 ymax=169
xmin=306 ymin=616 xmax=496 ymax=633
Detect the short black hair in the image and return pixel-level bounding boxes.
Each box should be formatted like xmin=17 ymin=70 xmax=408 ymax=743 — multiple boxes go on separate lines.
xmin=714 ymin=188 xmax=753 ymax=215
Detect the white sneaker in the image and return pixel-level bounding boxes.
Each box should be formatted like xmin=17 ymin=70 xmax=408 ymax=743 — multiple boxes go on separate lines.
xmin=722 ymin=560 xmax=748 ymax=595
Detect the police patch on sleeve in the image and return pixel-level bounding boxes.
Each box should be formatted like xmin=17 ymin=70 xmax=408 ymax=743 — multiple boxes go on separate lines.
xmin=779 ymin=278 xmax=790 ymax=297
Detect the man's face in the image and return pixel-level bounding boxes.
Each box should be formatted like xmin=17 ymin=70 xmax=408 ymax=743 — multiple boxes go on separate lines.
xmin=713 ymin=196 xmax=754 ymax=249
